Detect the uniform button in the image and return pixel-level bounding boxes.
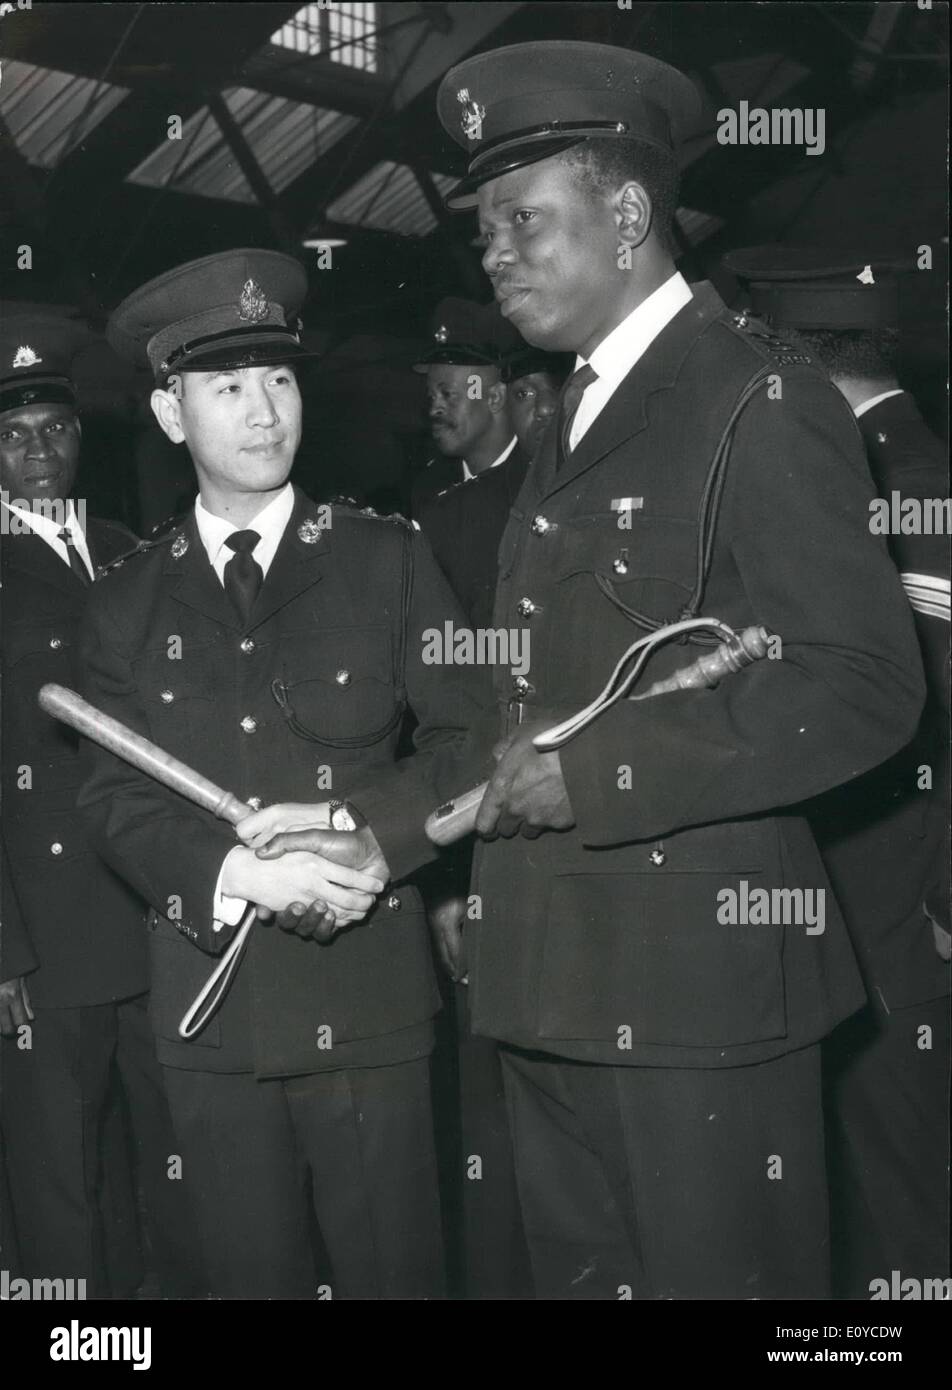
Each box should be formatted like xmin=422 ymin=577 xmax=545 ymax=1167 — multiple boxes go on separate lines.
xmin=649 ymin=847 xmax=666 ymax=866
xmin=876 ymin=432 xmax=888 ymax=444
xmin=335 ymin=669 xmax=351 ymax=687
xmin=612 ymin=555 xmax=629 ymax=576
xmin=516 ymin=597 xmax=538 ymax=618
xmin=160 ymin=689 xmax=174 ymax=704
xmin=49 ymin=636 xmax=63 ymax=650
xmin=240 ymin=716 xmax=258 ymax=734
xmin=531 ymin=515 xmax=551 ymax=535
xmin=240 ymin=637 xmax=256 ymax=654
xmin=50 ymin=842 xmax=63 ymax=855
xmin=387 ymin=895 xmax=402 ymax=912
xmin=512 ymin=675 xmax=534 ymax=698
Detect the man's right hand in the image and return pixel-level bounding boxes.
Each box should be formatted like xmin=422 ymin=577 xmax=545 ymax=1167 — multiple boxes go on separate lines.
xmin=247 ymin=826 xmax=391 ymax=935
xmin=220 ymin=845 xmax=385 ymax=925
xmin=427 ymin=895 xmax=468 ymax=983
xmin=0 ymin=976 xmax=34 ymax=1038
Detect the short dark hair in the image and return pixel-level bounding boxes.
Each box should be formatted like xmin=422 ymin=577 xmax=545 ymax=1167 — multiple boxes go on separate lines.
xmin=780 ymin=326 xmax=900 ymax=381
xmin=559 ymin=137 xmax=680 ymax=254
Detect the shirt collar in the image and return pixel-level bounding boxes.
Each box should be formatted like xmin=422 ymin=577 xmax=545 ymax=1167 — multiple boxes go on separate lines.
xmin=194 ymin=482 xmax=294 ymax=578
xmin=0 ymin=495 xmax=83 ymax=545
xmin=580 ymin=271 xmax=693 ymax=389
xmin=853 ymin=388 xmax=905 ymax=419
xmin=461 ymin=434 xmax=518 ymax=482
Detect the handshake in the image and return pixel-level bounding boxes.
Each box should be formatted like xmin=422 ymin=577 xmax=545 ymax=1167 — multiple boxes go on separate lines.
xmin=217 ymin=720 xmax=575 ymax=943
xmin=221 ymin=804 xmax=391 ymax=942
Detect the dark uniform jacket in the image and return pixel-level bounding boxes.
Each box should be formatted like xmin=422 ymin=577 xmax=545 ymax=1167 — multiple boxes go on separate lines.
xmin=418 ymin=442 xmax=529 ymax=630
xmin=366 ymin=283 xmax=926 ymax=1068
xmin=77 ymin=489 xmax=490 ymax=1078
xmin=1 ymin=516 xmax=149 ymax=1006
xmin=808 ymin=391 xmax=950 ymax=1009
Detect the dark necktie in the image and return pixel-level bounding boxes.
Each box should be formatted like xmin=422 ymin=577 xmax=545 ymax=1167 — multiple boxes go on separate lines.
xmin=223 ymin=529 xmax=263 ymax=625
xmin=557 ymin=362 xmax=598 ymax=468
xmin=58 ymin=526 xmax=90 ymax=586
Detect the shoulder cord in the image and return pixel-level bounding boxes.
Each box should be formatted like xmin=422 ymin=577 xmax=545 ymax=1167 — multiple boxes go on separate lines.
xmin=595 ymin=366 xmax=773 ymax=645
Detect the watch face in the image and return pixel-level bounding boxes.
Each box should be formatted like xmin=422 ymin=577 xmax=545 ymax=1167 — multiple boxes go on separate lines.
xmin=329 ymin=804 xmax=358 ymax=832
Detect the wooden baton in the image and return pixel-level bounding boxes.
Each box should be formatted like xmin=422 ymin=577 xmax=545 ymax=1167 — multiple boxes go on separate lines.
xmin=38 ymin=683 xmax=251 ymax=826
xmin=424 ymin=625 xmax=771 ymax=847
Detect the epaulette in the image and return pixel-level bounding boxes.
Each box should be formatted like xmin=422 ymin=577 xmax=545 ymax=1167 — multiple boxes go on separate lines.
xmin=94 ymin=526 xmax=181 ymax=578
xmin=725 ymin=310 xmax=815 ymax=368
xmin=332 ymin=500 xmax=420 ymax=531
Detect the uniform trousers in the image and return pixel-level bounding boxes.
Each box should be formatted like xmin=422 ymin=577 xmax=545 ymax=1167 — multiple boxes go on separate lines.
xmin=455 ymin=984 xmax=533 ymax=1298
xmin=1 ymin=993 xmax=200 ymax=1296
xmin=824 ymin=994 xmax=950 ymax=1298
xmin=499 ymin=1042 xmax=831 ymax=1300
xmin=161 ymin=1055 xmax=445 ymax=1300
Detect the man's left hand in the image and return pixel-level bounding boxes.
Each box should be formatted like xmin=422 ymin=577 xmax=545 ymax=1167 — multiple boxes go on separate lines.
xmin=475 ymin=720 xmax=575 ymax=838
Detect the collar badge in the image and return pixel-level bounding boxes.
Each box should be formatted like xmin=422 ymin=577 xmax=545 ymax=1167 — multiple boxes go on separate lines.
xmin=457 ymin=88 xmax=486 ymax=142
xmin=170 ymin=533 xmax=189 ymax=559
xmin=12 ymin=345 xmax=42 ymax=369
xmin=297 ymin=519 xmax=323 ymax=544
xmin=238 ymin=279 xmax=269 ymax=323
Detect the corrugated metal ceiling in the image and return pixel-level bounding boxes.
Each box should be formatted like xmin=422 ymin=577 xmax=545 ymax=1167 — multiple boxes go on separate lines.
xmin=0 ymin=59 xmax=129 ymax=168
xmin=126 ymin=86 xmax=359 ymax=203
xmin=327 ymin=161 xmax=457 ymax=237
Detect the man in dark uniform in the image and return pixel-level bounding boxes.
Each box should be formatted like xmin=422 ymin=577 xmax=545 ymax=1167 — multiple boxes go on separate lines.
xmin=724 ymin=247 xmax=950 ymax=1296
xmin=240 ymin=44 xmax=925 ymax=1299
xmin=77 ymin=250 xmax=490 ymax=1300
xmin=410 ymin=297 xmax=522 ymax=519
xmin=503 ymin=347 xmax=572 ymax=462
xmin=414 ymin=324 xmax=556 ymax=1301
xmin=0 ymin=316 xmax=197 ymax=1297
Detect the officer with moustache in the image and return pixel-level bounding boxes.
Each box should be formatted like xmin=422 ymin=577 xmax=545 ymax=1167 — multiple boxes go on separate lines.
xmin=238 ymin=45 xmax=925 ymax=1299
xmin=77 ymin=250 xmax=490 ymax=1299
xmin=411 ymin=297 xmax=524 ymax=522
xmin=0 ymin=316 xmax=196 ymax=1296
xmin=413 ymin=307 xmax=545 ymax=1300
xmin=724 ymin=247 xmax=950 ymax=1295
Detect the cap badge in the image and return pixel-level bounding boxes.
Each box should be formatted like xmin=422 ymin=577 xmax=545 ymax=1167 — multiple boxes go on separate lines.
xmin=434 ymin=324 xmax=449 ymax=343
xmin=856 ymin=265 xmax=875 ymax=285
xmin=457 ymin=88 xmax=486 ymax=142
xmin=297 ymin=519 xmax=323 ymax=544
xmin=170 ymin=533 xmax=189 ymax=559
xmin=238 ymin=279 xmax=269 ymax=323
xmin=12 ymin=345 xmax=42 ymax=369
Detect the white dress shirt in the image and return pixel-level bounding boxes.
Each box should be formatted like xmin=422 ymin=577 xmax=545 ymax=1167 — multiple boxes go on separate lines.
xmin=853 ymin=387 xmax=905 ymax=420
xmin=194 ymin=483 xmax=294 ymax=582
xmin=461 ymin=433 xmax=518 ymax=482
xmin=0 ymin=497 xmax=94 ymax=579
xmin=201 ymin=483 xmax=295 ymax=929
xmin=569 ymin=271 xmax=694 ymax=450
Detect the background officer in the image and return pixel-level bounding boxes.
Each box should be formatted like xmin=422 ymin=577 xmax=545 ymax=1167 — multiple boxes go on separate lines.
xmin=724 ymin=246 xmax=950 ymax=1295
xmin=502 ymin=347 xmax=572 ymax=462
xmin=78 ymin=249 xmax=490 ymax=1299
xmin=242 ymin=42 xmax=927 ymax=1300
xmin=0 ymin=315 xmax=197 ymax=1297
xmin=410 ymin=296 xmax=521 ymax=516
xmin=413 ymin=316 xmax=548 ymax=1301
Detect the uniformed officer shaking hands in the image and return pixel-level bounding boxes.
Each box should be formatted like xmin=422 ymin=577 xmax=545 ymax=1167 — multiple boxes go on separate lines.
xmin=77 ymin=250 xmax=490 ymax=1299
xmin=243 ymin=43 xmax=926 ymax=1300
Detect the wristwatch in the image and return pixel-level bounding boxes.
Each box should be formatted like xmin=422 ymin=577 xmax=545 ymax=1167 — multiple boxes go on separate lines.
xmin=328 ymin=799 xmax=367 ymax=832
